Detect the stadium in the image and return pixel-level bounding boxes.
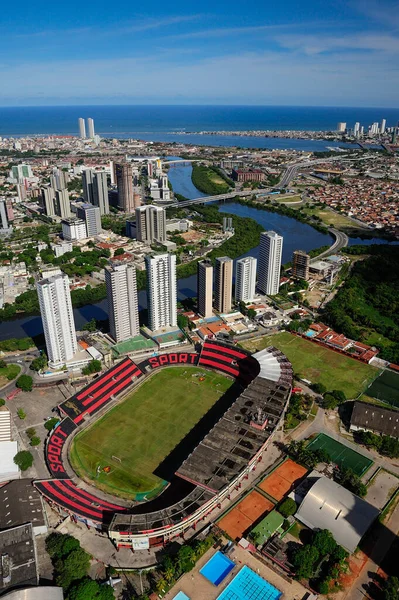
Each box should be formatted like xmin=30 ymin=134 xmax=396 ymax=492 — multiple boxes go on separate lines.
xmin=34 ymin=340 xmax=293 ymax=551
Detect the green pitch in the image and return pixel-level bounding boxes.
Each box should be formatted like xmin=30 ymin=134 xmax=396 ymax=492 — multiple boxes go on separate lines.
xmin=241 ymin=332 xmax=379 ymax=398
xmin=366 ymin=370 xmax=399 ymax=407
xmin=307 ymin=433 xmax=373 ymax=476
xmin=69 ymin=366 xmax=232 ymax=499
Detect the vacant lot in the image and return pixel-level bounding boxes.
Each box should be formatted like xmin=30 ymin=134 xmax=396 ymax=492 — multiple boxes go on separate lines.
xmin=241 ymin=332 xmax=379 ymax=398
xmin=70 ymin=367 xmax=232 ymax=499
xmin=0 ymin=363 xmax=21 ymax=388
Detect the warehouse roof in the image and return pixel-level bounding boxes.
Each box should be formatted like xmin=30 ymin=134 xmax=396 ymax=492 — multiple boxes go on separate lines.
xmin=350 ymin=401 xmax=399 ymax=438
xmin=296 ymin=476 xmax=379 ymax=553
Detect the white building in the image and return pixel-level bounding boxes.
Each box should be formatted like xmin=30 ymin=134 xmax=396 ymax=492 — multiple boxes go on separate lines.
xmin=135 ymin=205 xmax=166 ymax=244
xmin=145 ymin=253 xmax=177 ymax=331
xmin=50 ymin=241 xmax=73 ymax=258
xmin=105 ymin=263 xmax=140 ymax=343
xmin=76 ymin=203 xmax=101 ymax=237
xmin=337 ymin=122 xmax=346 ymax=133
xmin=36 ymin=269 xmax=77 ymax=368
xmin=82 ymin=169 xmax=109 ymax=214
xmin=257 ymin=231 xmax=283 ymax=296
xmin=54 ymin=188 xmax=72 ymax=219
xmin=61 ymin=218 xmax=87 ymax=241
xmin=0 ymin=200 xmax=12 ymax=234
xmin=380 ymin=119 xmax=386 ymax=134
xmin=235 ymin=256 xmax=257 ymax=303
xmin=87 ymin=118 xmax=95 ymax=139
xmin=78 ymin=118 xmax=86 ymax=139
xmin=353 ymin=122 xmax=360 ymax=137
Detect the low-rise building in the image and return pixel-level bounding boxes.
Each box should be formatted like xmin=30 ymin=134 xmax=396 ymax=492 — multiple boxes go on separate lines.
xmin=350 ymin=401 xmax=399 ymax=438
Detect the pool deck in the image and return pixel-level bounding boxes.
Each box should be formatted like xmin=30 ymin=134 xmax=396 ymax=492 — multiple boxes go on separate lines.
xmin=165 ymin=539 xmax=308 ymax=600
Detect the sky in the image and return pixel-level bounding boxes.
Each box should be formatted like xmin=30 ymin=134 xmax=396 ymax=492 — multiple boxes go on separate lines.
xmin=0 ymin=0 xmax=398 ymax=107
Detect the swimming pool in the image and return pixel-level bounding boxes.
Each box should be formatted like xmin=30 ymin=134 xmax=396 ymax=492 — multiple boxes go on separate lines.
xmin=200 ymin=551 xmax=235 ymax=586
xmin=305 ymin=330 xmax=317 ymax=337
xmin=216 ymin=565 xmax=282 ymax=600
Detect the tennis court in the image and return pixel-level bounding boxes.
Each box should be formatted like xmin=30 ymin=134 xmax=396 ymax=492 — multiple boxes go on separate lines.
xmin=367 ymin=370 xmax=399 ymax=407
xmin=307 ymin=433 xmax=373 ymax=476
xmin=258 ymin=459 xmax=308 ymax=501
xmin=218 ymin=490 xmax=274 ymax=540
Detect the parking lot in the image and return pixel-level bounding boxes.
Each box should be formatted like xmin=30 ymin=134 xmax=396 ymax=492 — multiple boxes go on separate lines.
xmin=367 ymin=469 xmax=399 ymax=510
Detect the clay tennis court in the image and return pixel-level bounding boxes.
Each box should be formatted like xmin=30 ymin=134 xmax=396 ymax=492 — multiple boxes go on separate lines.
xmin=258 ymin=459 xmax=308 ymax=501
xmin=218 ymin=490 xmax=274 ymax=540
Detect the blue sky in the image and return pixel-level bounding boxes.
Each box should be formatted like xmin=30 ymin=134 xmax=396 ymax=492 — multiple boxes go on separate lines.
xmin=0 ymin=0 xmax=398 ymax=106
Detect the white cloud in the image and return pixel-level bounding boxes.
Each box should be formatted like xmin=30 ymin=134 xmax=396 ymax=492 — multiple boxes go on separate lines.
xmin=277 ymin=32 xmax=399 ymax=55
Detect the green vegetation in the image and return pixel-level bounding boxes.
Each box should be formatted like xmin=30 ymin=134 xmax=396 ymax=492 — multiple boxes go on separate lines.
xmin=101 ymin=215 xmax=127 ymax=235
xmin=17 ymin=408 xmax=26 ymax=420
xmin=81 ymin=359 xmax=102 ymax=376
xmin=70 ymin=367 xmax=232 ymax=498
xmin=16 ymin=374 xmax=33 ymax=392
xmin=0 ymin=363 xmax=20 ymax=384
xmin=291 ymin=529 xmax=348 ymax=592
xmin=0 ymin=337 xmax=36 ymax=352
xmin=367 ymin=370 xmax=399 ymax=407
xmin=30 ymin=353 xmax=47 ymax=372
xmin=278 ymin=497 xmax=297 ymax=518
xmin=240 ymin=332 xmax=379 ymax=398
xmin=381 ymin=576 xmax=399 ymax=600
xmin=321 ymin=389 xmax=347 ymax=409
xmin=324 ymin=246 xmax=399 ymax=362
xmin=45 ymin=417 xmax=60 ymax=431
xmin=191 ymin=164 xmax=232 ymax=195
xmin=13 ymin=450 xmax=33 ymax=471
xmin=285 ymin=392 xmax=313 ymax=430
xmin=356 ymin=430 xmax=399 ymax=459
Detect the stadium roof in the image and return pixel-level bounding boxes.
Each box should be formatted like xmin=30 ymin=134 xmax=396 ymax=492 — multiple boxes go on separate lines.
xmin=296 ymin=476 xmax=379 ymax=553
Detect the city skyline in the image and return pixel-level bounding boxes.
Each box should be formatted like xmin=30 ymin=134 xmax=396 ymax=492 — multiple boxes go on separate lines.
xmin=0 ymin=1 xmax=398 ymax=107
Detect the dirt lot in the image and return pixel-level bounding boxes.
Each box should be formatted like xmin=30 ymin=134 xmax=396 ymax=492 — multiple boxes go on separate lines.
xmin=367 ymin=470 xmax=399 ymax=510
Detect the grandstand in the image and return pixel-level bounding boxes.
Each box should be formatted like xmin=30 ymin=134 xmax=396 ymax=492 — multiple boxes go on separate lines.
xmin=34 ymin=341 xmax=292 ymax=549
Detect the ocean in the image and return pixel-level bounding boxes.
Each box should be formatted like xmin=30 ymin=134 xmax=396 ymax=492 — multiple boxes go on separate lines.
xmin=0 ymin=105 xmax=398 ymax=137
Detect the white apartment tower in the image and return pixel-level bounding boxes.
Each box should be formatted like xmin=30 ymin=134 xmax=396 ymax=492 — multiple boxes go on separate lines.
xmin=197 ymin=259 xmax=213 ymax=318
xmin=37 ymin=269 xmax=77 ymax=368
xmin=105 ymin=263 xmax=140 ymax=343
xmin=78 ymin=118 xmax=86 ymax=139
xmin=337 ymin=122 xmax=346 ymax=133
xmin=87 ymin=118 xmax=95 ymax=138
xmin=215 ymin=256 xmax=233 ymax=313
xmin=235 ymin=256 xmax=257 ymax=303
xmin=82 ymin=169 xmax=109 ymax=215
xmin=380 ymin=119 xmax=387 ymax=134
xmin=135 ymin=205 xmax=166 ymax=244
xmin=145 ymin=253 xmax=177 ymax=331
xmin=258 ymin=231 xmax=283 ymax=296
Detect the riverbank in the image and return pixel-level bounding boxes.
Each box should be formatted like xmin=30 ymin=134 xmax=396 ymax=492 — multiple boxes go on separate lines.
xmin=191 ymin=164 xmax=232 ymax=195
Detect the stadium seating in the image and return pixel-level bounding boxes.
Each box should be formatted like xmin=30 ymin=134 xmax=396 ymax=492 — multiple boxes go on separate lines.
xmin=199 ymin=340 xmax=257 ymax=380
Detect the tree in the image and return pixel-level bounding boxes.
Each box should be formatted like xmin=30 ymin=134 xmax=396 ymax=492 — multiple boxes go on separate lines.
xmin=16 ymin=374 xmax=33 ymax=391
xmin=0 ymin=398 xmax=5 ymax=407
xmin=68 ymin=578 xmax=114 ymax=600
xmin=177 ymin=545 xmax=196 ymax=573
xmin=13 ymin=450 xmax=33 ymax=471
xmin=322 ymin=393 xmax=340 ymax=410
xmin=247 ymin=308 xmax=257 ymax=320
xmin=382 ymin=576 xmax=399 ymax=600
xmin=82 ymin=360 xmax=102 ymax=376
xmin=313 ymin=529 xmax=337 ymax=557
xmin=113 ymin=247 xmax=125 ymax=256
xmin=17 ymin=408 xmax=26 ymax=419
xmin=45 ymin=417 xmax=59 ymax=431
xmin=30 ymin=354 xmax=48 ymax=372
xmin=54 ymin=547 xmax=91 ymax=589
xmin=278 ymin=498 xmax=297 ymax=518
xmin=0 ymin=359 xmax=6 ymax=368
xmin=82 ymin=318 xmax=97 ymax=332
xmin=177 ymin=314 xmax=188 ymax=329
xmin=45 ymin=532 xmax=80 ymax=559
xmin=292 ymin=545 xmax=320 ymax=579
xmin=30 ymin=436 xmax=41 ymax=446
xmin=311 ymin=382 xmax=327 ymax=395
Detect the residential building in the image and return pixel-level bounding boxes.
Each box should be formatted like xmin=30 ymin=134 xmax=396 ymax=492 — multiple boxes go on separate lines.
xmin=197 ymin=259 xmax=213 ymax=318
xmin=9 ymin=164 xmax=33 ymax=182
xmin=78 ymin=117 xmax=86 ymax=139
xmin=105 ymin=263 xmax=140 ymax=343
xmin=215 ymin=256 xmax=233 ymax=313
xmin=380 ymin=119 xmax=386 ymax=134
xmin=54 ymin=188 xmax=72 ymax=219
xmin=292 ymin=250 xmax=310 ymax=280
xmin=337 ymin=122 xmax=347 ymax=133
xmin=145 ymin=253 xmax=177 ymax=330
xmin=50 ymin=241 xmax=72 ymax=258
xmin=235 ymin=256 xmax=257 ymax=303
xmin=223 ymin=217 xmax=233 ymax=232
xmin=135 ymin=205 xmax=166 ymax=244
xmin=41 ymin=186 xmax=56 ymax=216
xmin=77 ymin=203 xmax=101 ymax=237
xmin=231 ymin=169 xmax=265 ymax=182
xmin=92 ymin=170 xmax=109 ymax=215
xmin=50 ymin=168 xmax=68 ymax=190
xmin=116 ymin=162 xmax=138 ymax=212
xmin=87 ymin=118 xmax=95 ymax=139
xmin=37 ymin=269 xmax=77 ymax=367
xmin=0 ymin=200 xmax=12 ymax=234
xmin=258 ymin=231 xmax=283 ymax=296
xmin=61 ymin=218 xmax=87 ymax=241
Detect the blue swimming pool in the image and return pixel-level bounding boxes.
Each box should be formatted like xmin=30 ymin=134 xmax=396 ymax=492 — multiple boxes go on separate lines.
xmin=305 ymin=330 xmax=317 ymax=337
xmin=216 ymin=566 xmax=282 ymax=600
xmin=200 ymin=551 xmax=235 ymax=586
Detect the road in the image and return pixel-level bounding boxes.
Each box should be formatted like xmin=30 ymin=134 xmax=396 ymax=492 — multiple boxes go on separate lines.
xmin=311 ymin=228 xmax=349 ymax=262
xmin=0 ymin=355 xmax=31 ymax=398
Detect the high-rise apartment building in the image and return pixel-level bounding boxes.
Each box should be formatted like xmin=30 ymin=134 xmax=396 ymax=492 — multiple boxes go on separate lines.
xmin=380 ymin=119 xmax=387 ymax=134
xmin=292 ymin=250 xmax=310 ymax=281
xmin=50 ymin=168 xmax=69 ymax=190
xmin=62 ymin=218 xmax=87 ymax=241
xmin=235 ymin=256 xmax=257 ymax=303
xmin=337 ymin=122 xmax=347 ymax=133
xmin=197 ymin=259 xmax=213 ymax=318
xmin=78 ymin=118 xmax=86 ymax=139
xmin=105 ymin=263 xmax=140 ymax=343
xmin=145 ymin=253 xmax=177 ymax=331
xmin=215 ymin=256 xmax=233 ymax=313
xmin=77 ymin=204 xmax=101 ymax=237
xmin=82 ymin=169 xmax=109 ymax=215
xmin=353 ymin=122 xmax=360 ymax=137
xmin=41 ymin=186 xmax=56 ymax=216
xmin=0 ymin=200 xmax=12 ymax=234
xmin=87 ymin=118 xmax=95 ymax=139
xmin=116 ymin=163 xmax=137 ymax=212
xmin=258 ymin=231 xmax=283 ymax=296
xmin=135 ymin=205 xmax=166 ymax=244
xmin=54 ymin=188 xmax=72 ymax=219
xmin=37 ymin=269 xmax=77 ymax=367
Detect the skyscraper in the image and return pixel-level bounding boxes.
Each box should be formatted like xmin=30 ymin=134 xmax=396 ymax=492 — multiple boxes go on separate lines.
xmin=292 ymin=250 xmax=310 ymax=281
xmin=235 ymin=256 xmax=257 ymax=303
xmin=78 ymin=118 xmax=86 ymax=139
xmin=197 ymin=259 xmax=213 ymax=318
xmin=41 ymin=186 xmax=56 ymax=216
xmin=215 ymin=256 xmax=233 ymax=313
xmin=116 ymin=162 xmax=136 ymax=212
xmin=77 ymin=204 xmax=101 ymax=237
xmin=145 ymin=253 xmax=177 ymax=331
xmin=87 ymin=118 xmax=95 ymax=139
xmin=82 ymin=170 xmax=109 ymax=215
xmin=37 ymin=269 xmax=77 ymax=368
xmin=0 ymin=200 xmax=11 ymax=234
xmin=54 ymin=188 xmax=72 ymax=219
xmin=105 ymin=263 xmax=140 ymax=343
xmin=135 ymin=205 xmax=166 ymax=244
xmin=50 ymin=168 xmax=68 ymax=190
xmin=258 ymin=231 xmax=283 ymax=296
xmin=337 ymin=122 xmax=346 ymax=133
xmin=353 ymin=122 xmax=360 ymax=137
xmin=380 ymin=119 xmax=387 ymax=134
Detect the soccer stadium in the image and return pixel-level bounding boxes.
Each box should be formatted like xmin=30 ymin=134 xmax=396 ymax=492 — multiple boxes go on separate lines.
xmin=34 ymin=340 xmax=293 ymax=551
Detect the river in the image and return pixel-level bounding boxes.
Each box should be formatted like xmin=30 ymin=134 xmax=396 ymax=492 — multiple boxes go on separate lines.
xmin=0 ymin=161 xmax=393 ymax=341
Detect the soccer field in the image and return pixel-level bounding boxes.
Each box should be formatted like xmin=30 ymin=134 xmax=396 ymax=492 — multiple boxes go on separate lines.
xmin=366 ymin=370 xmax=399 ymax=407
xmin=307 ymin=433 xmax=373 ymax=476
xmin=69 ymin=366 xmax=232 ymax=499
xmin=241 ymin=332 xmax=379 ymax=398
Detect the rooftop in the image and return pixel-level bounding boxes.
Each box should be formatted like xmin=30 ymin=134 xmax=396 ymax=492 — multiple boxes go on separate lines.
xmin=0 ymin=480 xmax=46 ymax=532
xmin=0 ymin=524 xmax=38 ymax=593
xmin=350 ymin=401 xmax=399 ymax=438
